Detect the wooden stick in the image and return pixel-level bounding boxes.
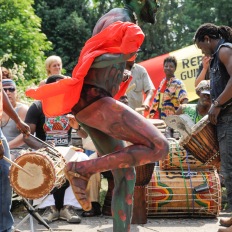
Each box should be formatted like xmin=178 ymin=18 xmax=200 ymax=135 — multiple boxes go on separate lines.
xmin=135 ymin=107 xmax=145 ymax=112
xmin=126 ymin=83 xmax=136 ymax=94
xmin=3 ymin=156 xmax=33 ymax=177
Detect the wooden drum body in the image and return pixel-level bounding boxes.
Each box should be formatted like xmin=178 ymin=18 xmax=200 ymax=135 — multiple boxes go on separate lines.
xmin=146 ymin=167 xmax=221 ymax=218
xmin=180 ymin=116 xmax=220 ymax=167
xmin=160 ymin=139 xmax=213 ymax=170
xmin=9 ymin=148 xmax=66 ymax=199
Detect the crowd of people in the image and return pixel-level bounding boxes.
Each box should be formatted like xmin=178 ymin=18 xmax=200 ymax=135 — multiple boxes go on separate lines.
xmin=1 ymin=1 xmax=232 ymax=232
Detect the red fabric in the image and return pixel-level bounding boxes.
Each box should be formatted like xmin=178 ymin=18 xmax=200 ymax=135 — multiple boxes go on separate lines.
xmin=114 ymin=75 xmax=132 ymax=100
xmin=26 ymin=21 xmax=144 ymax=117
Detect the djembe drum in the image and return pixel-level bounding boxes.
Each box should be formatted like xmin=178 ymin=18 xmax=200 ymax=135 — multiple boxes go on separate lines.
xmin=180 ymin=115 xmax=220 ymax=167
xmin=146 ymin=167 xmax=221 ymax=218
xmin=102 ymin=119 xmax=166 ymax=224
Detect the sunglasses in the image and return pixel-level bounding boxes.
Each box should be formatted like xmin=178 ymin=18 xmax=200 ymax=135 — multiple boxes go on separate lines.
xmin=3 ymin=87 xmax=16 ymax=93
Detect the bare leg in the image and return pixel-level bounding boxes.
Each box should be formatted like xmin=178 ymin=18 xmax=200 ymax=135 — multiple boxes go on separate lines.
xmin=67 ymin=97 xmax=168 ymax=174
xmin=65 ymin=97 xmax=168 ymax=230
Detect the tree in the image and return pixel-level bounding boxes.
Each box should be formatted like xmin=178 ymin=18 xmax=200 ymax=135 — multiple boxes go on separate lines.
xmin=34 ymin=0 xmax=98 ymax=76
xmin=0 ymin=0 xmax=51 ymax=85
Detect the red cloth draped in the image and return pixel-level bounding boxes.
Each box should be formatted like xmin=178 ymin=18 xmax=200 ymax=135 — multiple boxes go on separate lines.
xmin=26 ymin=21 xmax=144 ymax=117
xmin=114 ymin=75 xmax=132 ymax=100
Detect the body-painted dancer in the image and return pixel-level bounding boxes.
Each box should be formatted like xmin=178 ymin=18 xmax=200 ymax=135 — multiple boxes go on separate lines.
xmin=26 ymin=1 xmax=169 ymax=231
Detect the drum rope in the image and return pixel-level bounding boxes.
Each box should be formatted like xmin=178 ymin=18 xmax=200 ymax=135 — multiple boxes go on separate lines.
xmin=171 ymin=138 xmax=195 ymax=214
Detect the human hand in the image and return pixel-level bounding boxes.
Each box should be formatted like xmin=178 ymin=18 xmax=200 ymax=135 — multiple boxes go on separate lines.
xmin=202 ymin=56 xmax=211 ymax=70
xmin=16 ymin=120 xmax=30 ymax=135
xmin=67 ymin=114 xmax=79 ymax=129
xmin=141 ymin=103 xmax=150 ymax=111
xmin=208 ymin=105 xmax=221 ymax=125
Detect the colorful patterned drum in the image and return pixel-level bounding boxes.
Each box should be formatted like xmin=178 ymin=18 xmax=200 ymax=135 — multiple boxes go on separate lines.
xmin=159 ymin=139 xmax=214 ymax=170
xmin=146 ymin=167 xmax=221 ymax=218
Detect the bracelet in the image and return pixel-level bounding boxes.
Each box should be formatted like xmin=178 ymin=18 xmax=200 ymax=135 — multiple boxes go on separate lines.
xmin=76 ymin=125 xmax=81 ymax=131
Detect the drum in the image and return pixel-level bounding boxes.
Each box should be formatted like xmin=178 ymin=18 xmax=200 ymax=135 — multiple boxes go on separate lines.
xmin=160 ymin=139 xmax=213 ymax=170
xmin=180 ymin=115 xmax=220 ymax=166
xmin=9 ymin=147 xmax=66 ymax=199
xmin=146 ymin=167 xmax=221 ymax=218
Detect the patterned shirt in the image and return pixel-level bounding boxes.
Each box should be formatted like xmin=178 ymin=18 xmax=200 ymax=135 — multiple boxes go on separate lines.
xmin=150 ymin=77 xmax=188 ymax=119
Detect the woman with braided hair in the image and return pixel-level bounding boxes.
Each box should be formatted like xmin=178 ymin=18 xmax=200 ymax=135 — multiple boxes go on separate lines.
xmin=194 ymin=23 xmax=232 ymax=232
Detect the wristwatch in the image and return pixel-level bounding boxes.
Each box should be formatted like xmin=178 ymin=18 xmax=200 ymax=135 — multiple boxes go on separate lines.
xmin=213 ymin=100 xmax=221 ymax=108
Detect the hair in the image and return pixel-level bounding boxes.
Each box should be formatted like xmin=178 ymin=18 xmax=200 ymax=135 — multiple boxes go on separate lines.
xmin=45 ymin=55 xmax=62 ymax=76
xmin=194 ymin=23 xmax=232 ymax=43
xmin=163 ymin=56 xmax=177 ymax=68
xmin=46 ymin=74 xmax=65 ymax=84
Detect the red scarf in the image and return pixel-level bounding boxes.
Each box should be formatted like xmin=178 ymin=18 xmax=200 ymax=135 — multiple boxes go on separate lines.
xmin=26 ymin=21 xmax=144 ymax=117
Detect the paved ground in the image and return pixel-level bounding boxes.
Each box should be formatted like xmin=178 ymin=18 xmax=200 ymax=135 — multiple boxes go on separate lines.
xmin=12 ymin=206 xmax=231 ymax=232
xmin=11 ymin=177 xmax=229 ymax=232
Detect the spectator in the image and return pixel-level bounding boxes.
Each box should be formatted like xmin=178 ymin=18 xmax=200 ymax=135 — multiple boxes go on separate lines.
xmin=176 ymin=80 xmax=211 ymax=122
xmin=39 ymin=55 xmax=67 ymax=87
xmin=1 ymin=67 xmax=12 ymax=79
xmin=24 ymin=75 xmax=82 ymax=224
xmin=0 ymin=66 xmax=30 ymax=232
xmin=150 ymin=56 xmax=188 ymax=119
xmin=124 ymin=53 xmax=155 ymax=114
xmin=1 ymin=79 xmax=29 ymax=160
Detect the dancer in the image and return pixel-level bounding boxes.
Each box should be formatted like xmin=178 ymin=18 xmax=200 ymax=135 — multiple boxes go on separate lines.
xmin=26 ymin=1 xmax=168 ymax=231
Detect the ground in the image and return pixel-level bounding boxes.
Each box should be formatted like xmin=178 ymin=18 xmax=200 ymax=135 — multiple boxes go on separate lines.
xmin=11 ymin=178 xmax=230 ymax=232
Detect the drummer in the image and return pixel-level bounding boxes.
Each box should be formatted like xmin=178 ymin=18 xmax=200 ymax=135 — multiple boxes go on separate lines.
xmin=176 ymin=80 xmax=211 ymax=123
xmin=23 ymin=75 xmax=101 ymax=224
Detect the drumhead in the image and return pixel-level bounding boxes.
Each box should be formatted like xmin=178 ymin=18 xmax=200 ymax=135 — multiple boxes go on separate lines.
xmin=9 ymin=152 xmax=56 ymax=199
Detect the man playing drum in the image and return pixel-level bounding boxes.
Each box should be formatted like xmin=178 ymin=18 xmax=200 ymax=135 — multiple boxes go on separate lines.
xmin=25 ymin=1 xmax=169 ymax=231
xmin=194 ymin=23 xmax=232 ymax=232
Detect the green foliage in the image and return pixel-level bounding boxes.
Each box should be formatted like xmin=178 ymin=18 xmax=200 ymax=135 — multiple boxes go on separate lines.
xmin=34 ymin=0 xmax=98 ymax=76
xmin=0 ymin=0 xmax=51 ymax=85
xmin=138 ymin=0 xmax=232 ymax=62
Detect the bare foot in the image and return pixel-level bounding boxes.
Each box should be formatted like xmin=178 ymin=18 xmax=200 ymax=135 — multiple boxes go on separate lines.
xmin=65 ymin=162 xmax=92 ymax=211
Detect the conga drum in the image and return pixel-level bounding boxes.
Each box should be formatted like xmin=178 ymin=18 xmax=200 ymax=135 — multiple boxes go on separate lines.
xmin=146 ymin=167 xmax=221 ymax=218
